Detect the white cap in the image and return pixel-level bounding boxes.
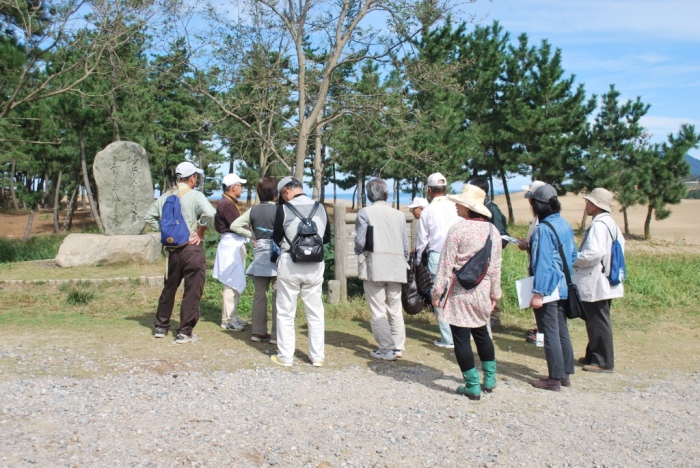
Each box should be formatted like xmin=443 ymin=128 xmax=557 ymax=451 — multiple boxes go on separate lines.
xmin=426 ymin=172 xmax=447 ymax=187
xmin=176 ymin=161 xmax=203 ymax=178
xmin=222 ymin=173 xmax=246 ymax=187
xmin=407 ymin=197 xmax=429 ymax=209
xmin=523 ymin=180 xmax=546 ymax=199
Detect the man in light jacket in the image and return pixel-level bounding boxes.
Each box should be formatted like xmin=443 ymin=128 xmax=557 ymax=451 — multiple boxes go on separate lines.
xmin=354 ymin=178 xmax=409 ymax=361
xmin=416 ymin=172 xmax=459 ymax=349
xmin=573 ymin=188 xmax=625 ymax=373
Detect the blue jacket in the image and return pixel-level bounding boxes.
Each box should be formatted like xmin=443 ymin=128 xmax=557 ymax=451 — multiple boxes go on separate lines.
xmin=530 ymin=213 xmax=577 ymax=299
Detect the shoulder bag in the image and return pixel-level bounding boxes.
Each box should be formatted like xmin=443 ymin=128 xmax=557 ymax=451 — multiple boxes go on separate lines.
xmin=541 ymin=221 xmax=586 ymax=321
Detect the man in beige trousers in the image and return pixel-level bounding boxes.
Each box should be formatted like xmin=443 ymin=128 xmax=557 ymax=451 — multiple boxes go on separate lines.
xmin=354 ymin=178 xmax=410 ymax=361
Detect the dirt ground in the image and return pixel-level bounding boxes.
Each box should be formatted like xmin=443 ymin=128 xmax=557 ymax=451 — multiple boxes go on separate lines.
xmin=0 ymin=210 xmax=96 ymax=240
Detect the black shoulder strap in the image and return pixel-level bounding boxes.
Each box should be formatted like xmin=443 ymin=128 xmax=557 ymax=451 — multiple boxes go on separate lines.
xmin=284 ymin=201 xmax=319 ymax=221
xmin=282 ymin=201 xmax=320 ymax=245
xmin=541 ymin=221 xmax=574 ymax=286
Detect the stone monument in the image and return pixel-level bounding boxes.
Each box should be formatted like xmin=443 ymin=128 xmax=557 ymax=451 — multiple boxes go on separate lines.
xmin=55 ymin=141 xmax=160 ymax=267
xmin=93 ymin=141 xmax=153 ymax=235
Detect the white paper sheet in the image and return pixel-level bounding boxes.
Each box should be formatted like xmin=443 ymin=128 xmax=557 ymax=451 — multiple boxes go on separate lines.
xmin=515 ymin=276 xmax=560 ymax=309
xmin=501 ymin=235 xmax=522 ymax=245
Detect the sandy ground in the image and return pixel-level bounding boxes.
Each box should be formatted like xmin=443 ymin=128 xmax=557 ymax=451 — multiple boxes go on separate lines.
xmin=491 ymin=192 xmax=700 ymax=246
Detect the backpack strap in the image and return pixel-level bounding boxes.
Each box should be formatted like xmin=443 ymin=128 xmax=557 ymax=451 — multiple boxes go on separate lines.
xmin=594 ymin=219 xmax=617 ymax=241
xmin=282 ymin=201 xmax=320 ymax=246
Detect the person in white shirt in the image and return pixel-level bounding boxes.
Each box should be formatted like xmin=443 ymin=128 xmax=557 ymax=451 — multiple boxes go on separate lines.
xmin=415 ymin=172 xmax=459 ymax=349
xmin=573 ymin=188 xmax=624 ymax=373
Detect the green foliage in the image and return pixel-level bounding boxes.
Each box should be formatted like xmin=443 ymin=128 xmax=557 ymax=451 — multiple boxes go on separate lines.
xmin=0 ymin=236 xmax=64 ymax=263
xmin=66 ymin=287 xmax=96 ymax=306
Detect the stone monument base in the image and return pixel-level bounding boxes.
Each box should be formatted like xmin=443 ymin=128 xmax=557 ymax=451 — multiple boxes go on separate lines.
xmin=55 ymin=233 xmax=162 ymax=268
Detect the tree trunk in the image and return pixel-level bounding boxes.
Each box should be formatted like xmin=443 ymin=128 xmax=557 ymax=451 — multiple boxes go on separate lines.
xmin=53 ymin=170 xmax=63 ymax=233
xmin=579 ymin=206 xmax=588 ymax=235
xmin=394 ymin=178 xmax=400 ymax=209
xmin=332 ymin=160 xmax=337 ymax=204
xmin=63 ymin=180 xmax=80 ymax=233
xmin=79 ymin=126 xmax=104 ymax=233
xmin=294 ymin=126 xmax=312 ymax=180
xmin=23 ymin=209 xmax=35 ymax=242
xmin=351 ymin=185 xmax=357 ymax=210
xmin=622 ymin=207 xmax=630 ymax=235
xmin=644 ymin=205 xmax=653 ymax=239
xmin=246 ymin=188 xmax=252 ymax=208
xmin=9 ymin=160 xmax=19 ymax=210
xmin=312 ymin=115 xmax=323 ymax=200
xmin=499 ymin=171 xmax=514 ymax=224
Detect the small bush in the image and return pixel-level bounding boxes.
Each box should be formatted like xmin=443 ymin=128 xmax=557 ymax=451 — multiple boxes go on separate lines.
xmin=67 ymin=288 xmax=96 ymax=305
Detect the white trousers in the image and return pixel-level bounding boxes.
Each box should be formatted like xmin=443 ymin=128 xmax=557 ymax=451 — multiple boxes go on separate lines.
xmin=363 ymin=281 xmax=406 ymax=352
xmin=275 ymin=254 xmax=325 ymax=363
xmin=221 ymin=285 xmax=241 ymax=326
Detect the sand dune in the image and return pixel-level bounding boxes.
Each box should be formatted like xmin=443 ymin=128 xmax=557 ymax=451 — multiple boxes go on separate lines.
xmin=492 ymin=192 xmax=700 ymax=246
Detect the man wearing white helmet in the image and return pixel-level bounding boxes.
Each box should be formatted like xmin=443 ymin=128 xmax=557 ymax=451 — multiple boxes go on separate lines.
xmin=145 ymin=161 xmax=216 ymax=344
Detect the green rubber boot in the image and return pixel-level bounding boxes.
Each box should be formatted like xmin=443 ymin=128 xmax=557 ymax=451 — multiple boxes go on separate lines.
xmin=482 ymin=360 xmax=497 ymax=393
xmin=457 ymin=367 xmax=481 ymax=400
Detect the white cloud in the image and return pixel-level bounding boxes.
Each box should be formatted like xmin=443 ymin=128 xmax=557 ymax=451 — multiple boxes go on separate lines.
xmin=641 ymin=115 xmax=700 ymax=141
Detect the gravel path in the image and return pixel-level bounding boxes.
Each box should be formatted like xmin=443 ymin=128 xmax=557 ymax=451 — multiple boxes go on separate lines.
xmin=2 ymin=364 xmax=699 ymax=467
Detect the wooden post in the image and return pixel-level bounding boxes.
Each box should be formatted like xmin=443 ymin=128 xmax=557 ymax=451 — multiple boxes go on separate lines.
xmin=328 ymin=280 xmax=341 ymax=304
xmin=334 ymin=202 xmax=347 ymax=302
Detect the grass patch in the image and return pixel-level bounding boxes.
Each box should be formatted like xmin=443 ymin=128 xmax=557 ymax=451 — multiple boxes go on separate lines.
xmin=66 ymin=288 xmax=96 ymax=305
xmin=0 ymin=235 xmax=64 ymax=263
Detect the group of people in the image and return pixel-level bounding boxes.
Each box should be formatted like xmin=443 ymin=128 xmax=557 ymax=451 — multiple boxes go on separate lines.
xmin=144 ymin=161 xmax=624 ymax=398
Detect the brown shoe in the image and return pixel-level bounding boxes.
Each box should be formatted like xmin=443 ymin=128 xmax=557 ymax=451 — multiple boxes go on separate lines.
xmin=560 ymin=375 xmax=571 ymax=387
xmin=578 ymin=357 xmax=589 ymax=365
xmin=537 ymin=375 xmax=571 ymax=387
xmin=583 ymin=365 xmax=613 ymax=373
xmin=531 ymin=377 xmax=561 ymax=392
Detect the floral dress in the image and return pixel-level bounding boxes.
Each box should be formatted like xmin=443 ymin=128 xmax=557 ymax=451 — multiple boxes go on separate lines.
xmin=431 ymin=218 xmax=502 ymax=328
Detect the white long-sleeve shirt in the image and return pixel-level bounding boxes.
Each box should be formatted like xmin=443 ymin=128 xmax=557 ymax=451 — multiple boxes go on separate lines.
xmin=415 ymin=195 xmax=459 ymax=258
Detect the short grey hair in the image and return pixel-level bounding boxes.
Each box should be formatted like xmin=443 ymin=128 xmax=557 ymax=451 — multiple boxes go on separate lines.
xmin=366 ymin=178 xmax=389 ymax=203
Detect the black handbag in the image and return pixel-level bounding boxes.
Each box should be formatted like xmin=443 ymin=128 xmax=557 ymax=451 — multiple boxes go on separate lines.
xmin=415 ymin=249 xmax=434 ymax=299
xmin=402 ymin=252 xmax=429 ymax=315
xmin=454 ymin=224 xmax=492 ymax=290
xmin=541 ymin=221 xmax=586 ymax=321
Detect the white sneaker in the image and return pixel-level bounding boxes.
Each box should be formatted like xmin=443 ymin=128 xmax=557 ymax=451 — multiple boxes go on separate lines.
xmin=393 ymin=349 xmax=404 ymax=359
xmin=311 ymin=360 xmax=323 ymax=367
xmin=175 ymin=333 xmax=200 ymax=344
xmin=270 ymin=355 xmax=293 ymax=367
xmin=370 ymin=349 xmax=397 ymax=361
xmin=222 ymin=322 xmax=245 ymax=332
xmin=433 ymin=340 xmax=454 ymax=349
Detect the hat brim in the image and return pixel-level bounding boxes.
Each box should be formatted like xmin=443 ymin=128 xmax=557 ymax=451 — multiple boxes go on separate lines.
xmin=447 ymin=195 xmax=492 ymax=218
xmin=583 ymin=195 xmax=612 ymax=212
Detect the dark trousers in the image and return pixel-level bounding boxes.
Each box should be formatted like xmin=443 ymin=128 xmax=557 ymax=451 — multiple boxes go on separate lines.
xmin=155 ymin=243 xmax=206 ymax=336
xmin=450 ymin=324 xmax=495 ymax=372
xmin=583 ymin=299 xmax=614 ymax=369
xmin=534 ymin=300 xmax=574 ymax=379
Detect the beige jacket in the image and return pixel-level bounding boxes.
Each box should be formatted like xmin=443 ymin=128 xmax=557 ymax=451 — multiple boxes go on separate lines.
xmin=573 ymin=212 xmax=625 ymax=302
xmin=356 ymin=201 xmax=409 ymax=283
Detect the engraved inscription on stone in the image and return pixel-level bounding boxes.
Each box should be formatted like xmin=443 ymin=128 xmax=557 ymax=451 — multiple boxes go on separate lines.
xmin=93 ymin=141 xmax=154 ymax=235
